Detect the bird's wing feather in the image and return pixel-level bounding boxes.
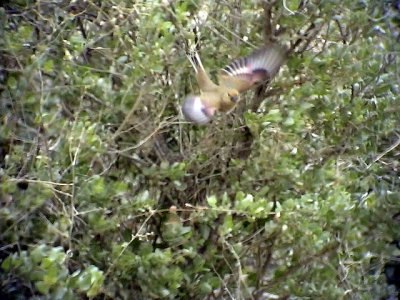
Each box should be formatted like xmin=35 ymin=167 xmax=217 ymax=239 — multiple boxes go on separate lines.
xmin=217 ymin=44 xmax=287 ymax=93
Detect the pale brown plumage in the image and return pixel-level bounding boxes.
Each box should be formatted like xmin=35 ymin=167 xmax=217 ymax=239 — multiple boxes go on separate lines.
xmin=182 ymin=43 xmax=288 ymax=125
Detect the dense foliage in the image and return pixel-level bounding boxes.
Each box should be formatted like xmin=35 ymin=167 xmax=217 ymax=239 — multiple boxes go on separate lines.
xmin=1 ymin=0 xmax=400 ymax=299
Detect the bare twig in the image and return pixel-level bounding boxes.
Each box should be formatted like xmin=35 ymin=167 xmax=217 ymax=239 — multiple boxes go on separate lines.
xmin=255 ymin=241 xmax=340 ymax=298
xmin=110 ymin=80 xmax=150 ymax=142
xmin=335 ymin=19 xmax=347 ymax=44
xmin=104 ymin=210 xmax=156 ymax=278
xmin=367 ymin=134 xmax=400 ymax=169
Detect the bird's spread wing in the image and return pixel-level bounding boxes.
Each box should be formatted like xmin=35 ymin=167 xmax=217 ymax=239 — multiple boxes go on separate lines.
xmin=217 ymin=44 xmax=287 ymax=93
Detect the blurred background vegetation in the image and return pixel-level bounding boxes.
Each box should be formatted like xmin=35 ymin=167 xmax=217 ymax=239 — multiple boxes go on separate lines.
xmin=1 ymin=0 xmax=400 ymax=299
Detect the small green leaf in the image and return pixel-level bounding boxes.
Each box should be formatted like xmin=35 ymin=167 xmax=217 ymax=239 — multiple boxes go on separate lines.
xmin=207 ymin=195 xmax=217 ymax=208
xmin=35 ymin=281 xmax=51 ymax=295
xmin=286 ymin=0 xmax=299 ymax=12
xmin=198 ymin=282 xmax=212 ymax=295
xmin=43 ymin=60 xmax=54 ymax=73
xmin=7 ymin=76 xmax=17 ymax=89
xmin=1 ymin=255 xmax=13 ymax=271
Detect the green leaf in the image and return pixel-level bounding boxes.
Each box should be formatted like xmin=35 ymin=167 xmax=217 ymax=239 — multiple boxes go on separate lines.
xmin=18 ymin=25 xmax=33 ymax=39
xmin=43 ymin=60 xmax=54 ymax=73
xmin=35 ymin=281 xmax=51 ymax=295
xmin=286 ymin=0 xmax=299 ymax=12
xmin=1 ymin=255 xmax=13 ymax=271
xmin=198 ymin=282 xmax=212 ymax=295
xmin=7 ymin=76 xmax=17 ymax=89
xmin=207 ymin=195 xmax=217 ymax=208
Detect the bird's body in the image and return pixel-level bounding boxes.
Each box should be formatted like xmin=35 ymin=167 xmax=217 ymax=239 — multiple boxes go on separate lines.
xmin=182 ymin=43 xmax=287 ymax=125
xmin=200 ymin=88 xmax=236 ymax=112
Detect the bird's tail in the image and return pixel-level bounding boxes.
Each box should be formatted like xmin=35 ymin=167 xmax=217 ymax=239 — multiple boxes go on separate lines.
xmin=186 ymin=51 xmax=205 ymax=73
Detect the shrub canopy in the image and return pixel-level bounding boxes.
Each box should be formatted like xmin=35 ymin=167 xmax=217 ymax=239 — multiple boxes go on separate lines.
xmin=1 ymin=0 xmax=400 ymax=299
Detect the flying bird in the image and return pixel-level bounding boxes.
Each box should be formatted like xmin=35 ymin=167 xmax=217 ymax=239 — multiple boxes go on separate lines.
xmin=182 ymin=44 xmax=287 ymax=125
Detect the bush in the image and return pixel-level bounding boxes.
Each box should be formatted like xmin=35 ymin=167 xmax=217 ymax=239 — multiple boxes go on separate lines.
xmin=1 ymin=0 xmax=400 ymax=299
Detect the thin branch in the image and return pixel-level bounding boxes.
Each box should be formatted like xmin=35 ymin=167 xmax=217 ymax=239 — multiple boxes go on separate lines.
xmin=290 ymin=21 xmax=316 ymax=54
xmin=367 ymin=134 xmax=400 ymax=169
xmin=110 ymin=80 xmax=149 ymax=142
xmin=104 ymin=210 xmax=156 ymax=278
xmin=263 ymin=1 xmax=274 ymax=41
xmin=255 ymin=241 xmax=340 ymax=297
xmin=7 ymin=178 xmax=73 ymax=186
xmin=335 ymin=19 xmax=347 ymax=44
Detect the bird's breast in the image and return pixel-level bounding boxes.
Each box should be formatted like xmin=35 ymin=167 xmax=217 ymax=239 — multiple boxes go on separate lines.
xmin=218 ymin=100 xmax=235 ymax=112
xmin=200 ymin=90 xmax=236 ymax=112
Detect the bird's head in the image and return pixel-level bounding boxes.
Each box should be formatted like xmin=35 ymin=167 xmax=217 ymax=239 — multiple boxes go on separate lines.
xmin=222 ymin=89 xmax=240 ymax=105
xmin=182 ymin=95 xmax=216 ymax=125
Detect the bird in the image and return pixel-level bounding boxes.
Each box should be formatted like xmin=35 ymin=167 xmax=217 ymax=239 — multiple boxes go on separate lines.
xmin=182 ymin=43 xmax=288 ymax=125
